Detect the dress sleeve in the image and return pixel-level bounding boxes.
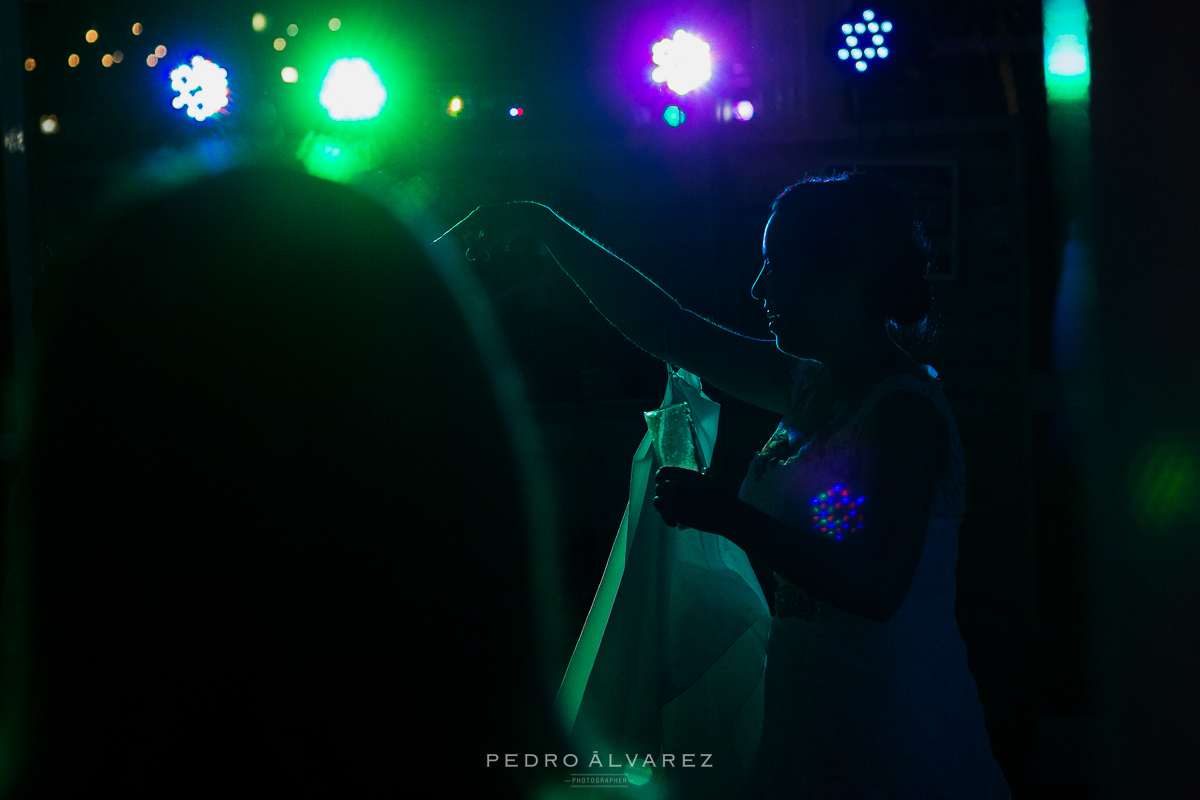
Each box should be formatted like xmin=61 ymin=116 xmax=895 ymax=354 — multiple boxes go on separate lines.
xmin=851 ymin=367 xmax=966 ymax=518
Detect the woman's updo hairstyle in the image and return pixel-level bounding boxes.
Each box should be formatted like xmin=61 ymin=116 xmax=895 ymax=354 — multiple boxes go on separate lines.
xmin=770 ymin=172 xmax=934 ymax=328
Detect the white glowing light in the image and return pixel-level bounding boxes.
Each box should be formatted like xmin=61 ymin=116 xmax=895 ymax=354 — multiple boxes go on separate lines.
xmin=319 ymin=57 xmax=387 ymax=120
xmin=838 ymin=49 xmax=850 ymax=60
xmin=170 ymin=56 xmax=229 ymax=121
xmin=650 ymin=29 xmax=713 ymax=96
xmin=1048 ymin=34 xmax=1088 ymax=76
xmin=856 ymin=61 xmax=867 ymax=72
xmin=846 ymin=35 xmax=858 ymax=46
xmin=734 ymin=100 xmax=754 ymax=121
xmin=882 ymin=21 xmax=893 ymax=32
xmin=842 ymin=23 xmax=853 ymax=34
xmin=863 ymin=10 xmax=876 ymax=21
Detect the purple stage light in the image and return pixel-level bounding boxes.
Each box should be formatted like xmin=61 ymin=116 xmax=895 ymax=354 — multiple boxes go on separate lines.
xmin=650 ymin=29 xmax=712 ymax=96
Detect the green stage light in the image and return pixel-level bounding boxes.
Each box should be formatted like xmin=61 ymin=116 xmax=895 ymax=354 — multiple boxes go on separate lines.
xmin=318 ymin=57 xmax=387 ymax=121
xmin=1044 ymin=0 xmax=1090 ymax=102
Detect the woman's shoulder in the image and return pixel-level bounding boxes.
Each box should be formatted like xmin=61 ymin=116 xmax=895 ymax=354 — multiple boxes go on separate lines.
xmin=859 ymin=361 xmax=943 ymax=406
xmin=843 ymin=362 xmax=951 ymax=441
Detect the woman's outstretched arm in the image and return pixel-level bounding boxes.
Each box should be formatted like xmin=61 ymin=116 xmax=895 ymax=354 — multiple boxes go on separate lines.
xmin=450 ymin=202 xmax=803 ymax=415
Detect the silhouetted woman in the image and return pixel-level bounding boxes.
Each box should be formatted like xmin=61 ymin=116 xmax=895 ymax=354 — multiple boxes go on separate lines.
xmin=457 ymin=173 xmax=1011 ymax=798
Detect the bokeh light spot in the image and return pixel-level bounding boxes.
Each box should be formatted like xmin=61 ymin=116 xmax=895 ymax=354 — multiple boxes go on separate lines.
xmin=1130 ymin=436 xmax=1200 ymax=530
xmin=273 ymin=37 xmax=286 ymax=51
xmin=281 ymin=66 xmax=299 ymax=83
xmin=295 ymin=131 xmax=378 ymax=182
xmin=24 ymin=58 xmax=35 ymax=71
xmin=133 ymin=23 xmax=143 ymax=36
xmin=625 ymin=763 xmax=653 ymax=786
xmin=329 ymin=18 xmax=342 ymax=32
xmin=68 ymin=54 xmax=80 ymax=67
xmin=155 ymin=45 xmax=167 ymax=58
xmin=734 ymin=99 xmax=754 ymax=121
xmin=102 ymin=54 xmax=113 ymax=67
xmin=287 ymin=23 xmax=298 ymax=36
xmin=447 ymin=95 xmax=464 ymax=116
xmin=39 ymin=114 xmax=58 ymax=134
xmin=113 ymin=51 xmax=123 ymax=63
xmin=662 ymin=104 xmax=686 ymax=127
xmin=146 ymin=54 xmax=158 ymax=67
xmin=252 ymin=13 xmax=267 ymax=32
xmin=85 ymin=29 xmax=98 ymax=43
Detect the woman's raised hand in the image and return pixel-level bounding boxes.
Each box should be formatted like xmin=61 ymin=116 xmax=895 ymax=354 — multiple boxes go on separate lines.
xmin=436 ymin=202 xmax=552 ymax=262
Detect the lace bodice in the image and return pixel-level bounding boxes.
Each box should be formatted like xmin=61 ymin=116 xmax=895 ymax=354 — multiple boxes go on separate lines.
xmin=748 ymin=361 xmax=963 ymax=514
xmin=739 ymin=361 xmax=967 ymax=622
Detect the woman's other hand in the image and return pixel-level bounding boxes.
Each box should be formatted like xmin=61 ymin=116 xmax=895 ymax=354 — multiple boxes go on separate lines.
xmin=654 ymin=466 xmax=737 ymax=533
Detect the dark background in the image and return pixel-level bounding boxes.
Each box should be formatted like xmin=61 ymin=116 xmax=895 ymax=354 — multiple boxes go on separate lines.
xmin=2 ymin=1 xmax=1197 ymax=797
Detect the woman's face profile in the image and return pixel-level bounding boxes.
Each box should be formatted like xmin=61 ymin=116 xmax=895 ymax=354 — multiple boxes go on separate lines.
xmin=753 ymin=210 xmax=862 ymax=357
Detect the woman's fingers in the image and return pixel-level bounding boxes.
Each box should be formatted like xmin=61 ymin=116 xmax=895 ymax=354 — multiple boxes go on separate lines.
xmin=458 ymin=204 xmax=532 ymax=262
xmin=654 ymin=468 xmax=673 ymax=525
xmin=653 ymin=494 xmax=678 ymax=527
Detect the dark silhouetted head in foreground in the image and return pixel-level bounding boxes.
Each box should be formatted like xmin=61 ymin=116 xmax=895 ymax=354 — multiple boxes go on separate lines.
xmin=10 ymin=168 xmax=560 ymax=795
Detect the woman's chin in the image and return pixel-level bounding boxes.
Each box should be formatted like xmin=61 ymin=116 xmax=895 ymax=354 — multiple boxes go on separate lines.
xmin=772 ymin=333 xmax=802 ymax=358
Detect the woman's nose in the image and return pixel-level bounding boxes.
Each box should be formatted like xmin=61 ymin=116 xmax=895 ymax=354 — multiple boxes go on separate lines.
xmin=751 ymin=263 xmax=769 ymax=301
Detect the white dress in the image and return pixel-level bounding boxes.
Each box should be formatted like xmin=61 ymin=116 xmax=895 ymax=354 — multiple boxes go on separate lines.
xmin=739 ymin=364 xmax=1011 ymax=799
xmin=558 ymin=369 xmax=770 ymax=799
